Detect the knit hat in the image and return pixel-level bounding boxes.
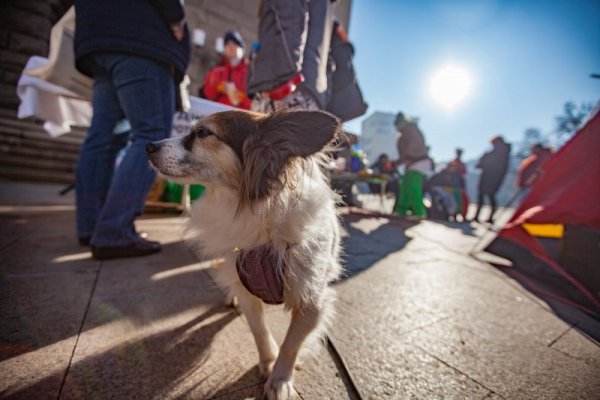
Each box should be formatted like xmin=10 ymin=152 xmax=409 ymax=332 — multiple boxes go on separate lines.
xmin=223 ymin=31 xmax=245 ymax=50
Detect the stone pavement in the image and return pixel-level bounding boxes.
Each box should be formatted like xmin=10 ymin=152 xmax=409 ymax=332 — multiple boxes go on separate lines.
xmin=1 ymin=181 xmax=599 ymax=399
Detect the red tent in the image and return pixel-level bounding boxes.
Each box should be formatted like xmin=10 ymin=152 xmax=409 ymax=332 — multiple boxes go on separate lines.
xmin=486 ymin=107 xmax=600 ymax=321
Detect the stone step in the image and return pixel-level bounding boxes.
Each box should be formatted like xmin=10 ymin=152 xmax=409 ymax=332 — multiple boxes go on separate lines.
xmin=0 ymin=106 xmax=84 ymax=183
xmin=0 ymin=117 xmax=86 ymax=143
xmin=0 ymin=133 xmax=82 ymax=156
xmin=0 ymin=153 xmax=76 ymax=172
xmin=0 ymin=165 xmax=74 ymax=184
xmin=1 ymin=143 xmax=79 ymax=162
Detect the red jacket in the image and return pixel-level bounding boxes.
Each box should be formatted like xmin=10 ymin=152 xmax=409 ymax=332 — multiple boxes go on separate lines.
xmin=448 ymin=158 xmax=467 ymax=176
xmin=517 ymin=148 xmax=552 ymax=188
xmin=202 ymin=59 xmax=251 ymax=109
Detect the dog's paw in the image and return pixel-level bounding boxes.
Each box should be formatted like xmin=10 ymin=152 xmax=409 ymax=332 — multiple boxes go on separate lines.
xmin=263 ymin=376 xmax=297 ymax=400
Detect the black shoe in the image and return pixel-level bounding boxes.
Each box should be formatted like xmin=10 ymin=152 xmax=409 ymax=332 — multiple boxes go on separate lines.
xmin=80 ymin=232 xmax=148 ymax=247
xmin=91 ymin=238 xmax=161 ymax=260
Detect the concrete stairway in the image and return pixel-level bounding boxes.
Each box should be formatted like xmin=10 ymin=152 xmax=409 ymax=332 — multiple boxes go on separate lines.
xmin=0 ymin=108 xmax=85 ymax=184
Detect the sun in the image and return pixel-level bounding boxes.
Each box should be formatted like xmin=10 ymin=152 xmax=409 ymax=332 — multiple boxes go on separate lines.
xmin=429 ymin=65 xmax=472 ymax=109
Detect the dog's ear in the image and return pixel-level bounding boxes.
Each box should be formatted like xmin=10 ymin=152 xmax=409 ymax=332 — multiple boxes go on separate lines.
xmin=240 ymin=110 xmax=340 ymax=204
xmin=257 ymin=110 xmax=341 ymax=157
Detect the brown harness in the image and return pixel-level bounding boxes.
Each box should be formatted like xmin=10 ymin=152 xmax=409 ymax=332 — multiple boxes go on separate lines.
xmin=236 ymin=245 xmax=285 ymax=305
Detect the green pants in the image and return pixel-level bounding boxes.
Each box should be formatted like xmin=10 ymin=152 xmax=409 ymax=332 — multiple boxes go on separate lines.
xmin=394 ymin=170 xmax=426 ymax=217
xmin=453 ymin=188 xmax=462 ymax=215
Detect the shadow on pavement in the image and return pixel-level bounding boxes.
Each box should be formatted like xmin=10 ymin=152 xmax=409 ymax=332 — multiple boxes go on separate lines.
xmin=0 ymin=240 xmax=225 ymax=360
xmin=3 ymin=307 xmax=237 ymax=400
xmin=339 ymin=212 xmax=417 ymax=280
xmin=0 ymin=206 xmax=230 ymax=366
xmin=429 ymin=219 xmax=475 ymax=236
xmin=491 ymin=263 xmax=600 ymax=342
xmin=204 ymin=366 xmax=262 ymax=400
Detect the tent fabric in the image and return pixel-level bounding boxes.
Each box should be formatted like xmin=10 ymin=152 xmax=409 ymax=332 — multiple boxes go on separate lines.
xmin=486 ymin=107 xmax=600 ymax=316
xmin=505 ymin=109 xmax=600 ymax=231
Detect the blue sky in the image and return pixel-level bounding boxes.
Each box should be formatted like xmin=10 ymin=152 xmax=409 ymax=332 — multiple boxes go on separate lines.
xmin=344 ymin=0 xmax=600 ymax=162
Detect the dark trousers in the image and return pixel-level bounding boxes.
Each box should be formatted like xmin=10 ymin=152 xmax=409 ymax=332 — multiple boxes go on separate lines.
xmin=473 ymin=191 xmax=497 ymax=222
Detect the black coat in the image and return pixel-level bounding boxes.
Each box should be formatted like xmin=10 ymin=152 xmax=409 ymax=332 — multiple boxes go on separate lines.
xmin=74 ymin=0 xmax=190 ymax=82
xmin=477 ymin=141 xmax=511 ymax=194
xmin=325 ymin=30 xmax=368 ymax=121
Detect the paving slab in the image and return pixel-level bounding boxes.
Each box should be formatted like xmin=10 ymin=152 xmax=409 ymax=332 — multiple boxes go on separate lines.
xmin=550 ymin=327 xmax=600 ymax=369
xmin=329 ymin=319 xmax=490 ymax=399
xmin=0 ymin=210 xmax=96 ymax=275
xmin=0 ymin=272 xmax=96 ymax=359
xmin=0 ymin=199 xmax=98 ymax=399
xmin=0 ymin=337 xmax=76 ymax=400
xmin=404 ymin=317 xmax=600 ymax=400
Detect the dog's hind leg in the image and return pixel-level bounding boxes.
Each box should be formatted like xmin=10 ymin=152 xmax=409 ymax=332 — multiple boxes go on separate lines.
xmin=264 ymin=304 xmax=321 ymax=400
xmin=235 ymin=287 xmax=279 ymax=378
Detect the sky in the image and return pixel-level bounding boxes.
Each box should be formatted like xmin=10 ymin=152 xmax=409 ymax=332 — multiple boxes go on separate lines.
xmin=343 ymin=0 xmax=600 ymax=162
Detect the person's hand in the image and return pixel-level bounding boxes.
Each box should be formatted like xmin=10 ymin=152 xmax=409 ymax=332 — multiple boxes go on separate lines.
xmin=170 ymin=19 xmax=185 ymax=42
xmin=224 ymin=82 xmax=241 ymax=106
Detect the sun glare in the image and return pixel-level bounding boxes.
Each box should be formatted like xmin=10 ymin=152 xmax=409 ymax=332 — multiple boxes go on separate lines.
xmin=429 ymin=65 xmax=472 ymax=109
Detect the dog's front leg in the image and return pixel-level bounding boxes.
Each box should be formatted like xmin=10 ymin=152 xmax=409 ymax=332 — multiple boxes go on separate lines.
xmin=235 ymin=287 xmax=279 ymax=378
xmin=264 ymin=305 xmax=320 ymax=400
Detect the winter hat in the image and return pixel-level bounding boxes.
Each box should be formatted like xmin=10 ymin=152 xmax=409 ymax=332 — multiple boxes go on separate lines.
xmin=223 ymin=31 xmax=245 ymax=50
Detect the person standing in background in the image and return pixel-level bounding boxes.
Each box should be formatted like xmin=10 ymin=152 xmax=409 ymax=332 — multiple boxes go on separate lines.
xmin=448 ymin=147 xmax=469 ymax=220
xmin=201 ymin=31 xmax=251 ymax=109
xmin=73 ymin=0 xmax=190 ymax=259
xmin=248 ymin=0 xmax=334 ymax=113
xmin=393 ymin=112 xmax=431 ymax=218
xmin=516 ymin=143 xmax=552 ymax=189
xmin=448 ymin=148 xmax=467 ymax=176
xmin=471 ymin=135 xmax=511 ymax=223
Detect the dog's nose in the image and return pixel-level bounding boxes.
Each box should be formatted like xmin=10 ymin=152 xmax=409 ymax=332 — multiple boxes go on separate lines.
xmin=146 ymin=142 xmax=160 ymax=154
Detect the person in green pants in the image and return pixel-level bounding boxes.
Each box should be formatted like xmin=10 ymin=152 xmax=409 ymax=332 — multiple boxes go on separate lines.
xmin=392 ymin=112 xmax=432 ymax=218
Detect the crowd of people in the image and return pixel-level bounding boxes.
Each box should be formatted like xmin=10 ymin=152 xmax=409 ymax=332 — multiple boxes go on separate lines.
xmin=332 ymin=112 xmax=552 ymax=223
xmin=344 ymin=111 xmax=552 ymax=224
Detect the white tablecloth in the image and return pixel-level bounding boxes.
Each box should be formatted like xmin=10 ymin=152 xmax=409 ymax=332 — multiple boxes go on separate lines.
xmin=17 ymin=55 xmax=233 ymax=137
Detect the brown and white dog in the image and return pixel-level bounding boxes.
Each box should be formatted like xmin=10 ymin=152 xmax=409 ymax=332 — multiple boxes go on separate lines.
xmin=147 ymin=110 xmax=343 ymax=399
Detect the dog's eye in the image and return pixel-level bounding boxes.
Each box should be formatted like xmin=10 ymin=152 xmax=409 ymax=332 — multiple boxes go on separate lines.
xmin=194 ymin=126 xmax=214 ymax=139
xmin=183 ymin=126 xmax=214 ymax=151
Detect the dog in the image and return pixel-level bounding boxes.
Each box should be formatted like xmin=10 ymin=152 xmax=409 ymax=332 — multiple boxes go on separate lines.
xmin=147 ymin=109 xmax=343 ymax=399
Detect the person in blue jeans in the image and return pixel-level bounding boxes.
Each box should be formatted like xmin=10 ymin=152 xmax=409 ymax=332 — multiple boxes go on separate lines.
xmin=73 ymin=0 xmax=190 ymax=259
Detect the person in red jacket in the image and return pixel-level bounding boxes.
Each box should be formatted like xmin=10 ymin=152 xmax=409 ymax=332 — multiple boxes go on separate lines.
xmin=447 ymin=148 xmax=469 ymax=219
xmin=202 ymin=31 xmax=251 ymax=109
xmin=516 ymin=143 xmax=553 ymax=188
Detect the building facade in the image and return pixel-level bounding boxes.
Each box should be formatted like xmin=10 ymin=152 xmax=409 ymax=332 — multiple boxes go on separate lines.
xmin=359 ymin=111 xmax=397 ymax=164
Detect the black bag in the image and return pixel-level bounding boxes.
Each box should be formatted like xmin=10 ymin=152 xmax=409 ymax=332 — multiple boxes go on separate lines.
xmin=326 ymin=39 xmax=368 ymax=121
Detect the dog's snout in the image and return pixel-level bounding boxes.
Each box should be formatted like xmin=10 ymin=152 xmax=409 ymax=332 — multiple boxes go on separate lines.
xmin=146 ymin=142 xmax=161 ymax=154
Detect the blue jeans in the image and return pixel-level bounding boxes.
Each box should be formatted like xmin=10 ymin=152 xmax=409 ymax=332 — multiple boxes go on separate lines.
xmin=76 ymin=53 xmax=175 ymax=246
